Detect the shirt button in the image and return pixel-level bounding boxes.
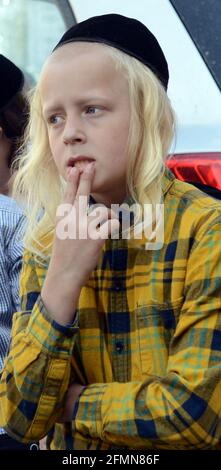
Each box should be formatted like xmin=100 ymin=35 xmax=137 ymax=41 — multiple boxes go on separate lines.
xmin=115 ymin=341 xmax=124 ymax=353
xmin=114 ymin=280 xmax=122 ymax=291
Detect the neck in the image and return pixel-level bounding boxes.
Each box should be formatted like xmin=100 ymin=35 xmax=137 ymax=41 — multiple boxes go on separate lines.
xmin=0 ymin=168 xmax=11 ymax=196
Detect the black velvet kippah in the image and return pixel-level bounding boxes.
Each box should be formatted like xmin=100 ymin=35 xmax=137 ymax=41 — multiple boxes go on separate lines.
xmin=54 ymin=14 xmax=169 ymax=89
xmin=0 ymin=54 xmax=24 ymax=112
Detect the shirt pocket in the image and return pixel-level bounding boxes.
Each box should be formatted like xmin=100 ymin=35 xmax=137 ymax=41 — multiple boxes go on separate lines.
xmin=135 ymin=298 xmax=183 ymax=377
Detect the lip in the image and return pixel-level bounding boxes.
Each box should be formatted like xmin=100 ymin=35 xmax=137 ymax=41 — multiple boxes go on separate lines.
xmin=67 ymin=155 xmax=95 ymax=167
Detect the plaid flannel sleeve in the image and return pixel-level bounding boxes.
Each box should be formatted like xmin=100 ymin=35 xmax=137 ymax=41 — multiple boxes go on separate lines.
xmin=0 ymin=251 xmax=79 ymax=443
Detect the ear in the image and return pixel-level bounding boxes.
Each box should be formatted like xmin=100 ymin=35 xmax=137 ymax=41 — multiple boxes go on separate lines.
xmin=0 ymin=126 xmax=3 ymax=140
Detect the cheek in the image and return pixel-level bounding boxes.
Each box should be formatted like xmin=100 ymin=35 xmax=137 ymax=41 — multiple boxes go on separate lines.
xmin=114 ymin=117 xmax=130 ymax=147
xmin=48 ymin=133 xmax=54 ymax=154
xmin=109 ymin=133 xmax=129 ymax=164
xmin=106 ymin=121 xmax=129 ymax=150
xmin=48 ymin=134 xmax=61 ymax=161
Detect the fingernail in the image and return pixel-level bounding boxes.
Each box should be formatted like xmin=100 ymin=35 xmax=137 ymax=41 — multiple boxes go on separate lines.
xmin=67 ymin=166 xmax=77 ymax=180
xmin=85 ymin=162 xmax=95 ymax=173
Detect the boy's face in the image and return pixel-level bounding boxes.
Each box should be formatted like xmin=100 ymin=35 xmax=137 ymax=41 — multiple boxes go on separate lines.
xmin=40 ymin=42 xmax=131 ymax=206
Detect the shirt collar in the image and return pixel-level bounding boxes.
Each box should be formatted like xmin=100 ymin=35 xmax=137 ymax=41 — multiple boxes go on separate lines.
xmin=89 ymin=167 xmax=175 ymax=209
xmin=88 ymin=167 xmax=175 ymax=245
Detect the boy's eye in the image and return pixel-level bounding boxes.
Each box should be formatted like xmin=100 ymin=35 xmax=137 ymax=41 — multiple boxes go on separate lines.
xmin=48 ymin=115 xmax=63 ymax=125
xmin=85 ymin=106 xmax=101 ymax=115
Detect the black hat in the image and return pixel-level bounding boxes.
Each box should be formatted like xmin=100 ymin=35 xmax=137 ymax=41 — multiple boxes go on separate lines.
xmin=54 ymin=14 xmax=169 ymax=89
xmin=0 ymin=54 xmax=24 ymax=112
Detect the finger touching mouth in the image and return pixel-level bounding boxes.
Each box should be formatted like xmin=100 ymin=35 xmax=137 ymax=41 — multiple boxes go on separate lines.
xmin=67 ymin=156 xmax=95 ymax=172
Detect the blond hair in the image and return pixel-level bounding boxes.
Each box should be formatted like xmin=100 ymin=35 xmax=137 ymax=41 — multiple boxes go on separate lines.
xmin=13 ymin=43 xmax=175 ymax=262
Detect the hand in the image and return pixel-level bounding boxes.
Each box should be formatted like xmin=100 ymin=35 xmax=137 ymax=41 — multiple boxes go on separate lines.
xmin=42 ymin=163 xmax=119 ymax=325
xmin=57 ymin=383 xmax=85 ymax=423
xmin=51 ymin=163 xmax=119 ymax=285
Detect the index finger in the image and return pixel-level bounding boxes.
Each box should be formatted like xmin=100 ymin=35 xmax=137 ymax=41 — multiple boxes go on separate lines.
xmin=75 ymin=162 xmax=95 ymax=200
xmin=63 ymin=166 xmax=80 ymax=204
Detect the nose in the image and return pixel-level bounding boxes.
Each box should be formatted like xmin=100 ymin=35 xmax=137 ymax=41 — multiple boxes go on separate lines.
xmin=63 ymin=115 xmax=86 ymax=145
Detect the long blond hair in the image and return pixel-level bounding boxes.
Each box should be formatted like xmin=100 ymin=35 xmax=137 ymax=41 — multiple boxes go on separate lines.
xmin=13 ymin=43 xmax=175 ymax=262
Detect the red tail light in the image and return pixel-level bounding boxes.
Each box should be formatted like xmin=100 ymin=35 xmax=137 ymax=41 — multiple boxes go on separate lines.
xmin=166 ymin=153 xmax=221 ymax=190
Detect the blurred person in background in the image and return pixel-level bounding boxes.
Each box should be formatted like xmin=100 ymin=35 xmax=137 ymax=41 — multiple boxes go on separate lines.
xmin=0 ymin=55 xmax=37 ymax=450
xmin=0 ymin=54 xmax=29 ymax=196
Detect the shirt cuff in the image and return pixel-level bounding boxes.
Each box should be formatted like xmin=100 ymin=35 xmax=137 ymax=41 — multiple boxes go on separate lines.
xmin=73 ymin=383 xmax=108 ymax=439
xmin=26 ymin=294 xmax=79 ymax=357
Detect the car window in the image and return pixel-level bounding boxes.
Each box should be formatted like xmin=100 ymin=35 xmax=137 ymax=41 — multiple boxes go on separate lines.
xmin=170 ymin=0 xmax=221 ymax=90
xmin=0 ymin=0 xmax=75 ymax=85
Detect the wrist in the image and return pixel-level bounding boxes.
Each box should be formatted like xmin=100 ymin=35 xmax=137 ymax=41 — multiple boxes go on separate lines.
xmin=41 ymin=274 xmax=81 ymax=325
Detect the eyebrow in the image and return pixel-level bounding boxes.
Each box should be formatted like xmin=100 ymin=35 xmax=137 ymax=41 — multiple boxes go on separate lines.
xmin=42 ymin=95 xmax=111 ymax=117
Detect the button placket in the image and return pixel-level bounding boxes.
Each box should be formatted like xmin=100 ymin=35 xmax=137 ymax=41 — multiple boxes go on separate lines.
xmin=115 ymin=340 xmax=124 ymax=353
xmin=109 ymin=239 xmax=129 ymax=382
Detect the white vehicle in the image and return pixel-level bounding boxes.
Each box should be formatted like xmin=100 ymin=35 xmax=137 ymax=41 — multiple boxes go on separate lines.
xmin=0 ymin=0 xmax=220 ymax=194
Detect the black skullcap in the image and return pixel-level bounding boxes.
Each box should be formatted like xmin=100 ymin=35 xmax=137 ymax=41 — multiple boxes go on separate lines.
xmin=54 ymin=14 xmax=169 ymax=89
xmin=0 ymin=54 xmax=24 ymax=112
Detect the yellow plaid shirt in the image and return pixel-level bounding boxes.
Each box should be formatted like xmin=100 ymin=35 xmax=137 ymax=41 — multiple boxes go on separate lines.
xmin=1 ymin=169 xmax=221 ymax=450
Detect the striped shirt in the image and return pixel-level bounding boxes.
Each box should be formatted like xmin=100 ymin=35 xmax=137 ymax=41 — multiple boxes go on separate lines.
xmin=0 ymin=195 xmax=25 ymax=435
xmin=1 ymin=169 xmax=221 ymax=449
